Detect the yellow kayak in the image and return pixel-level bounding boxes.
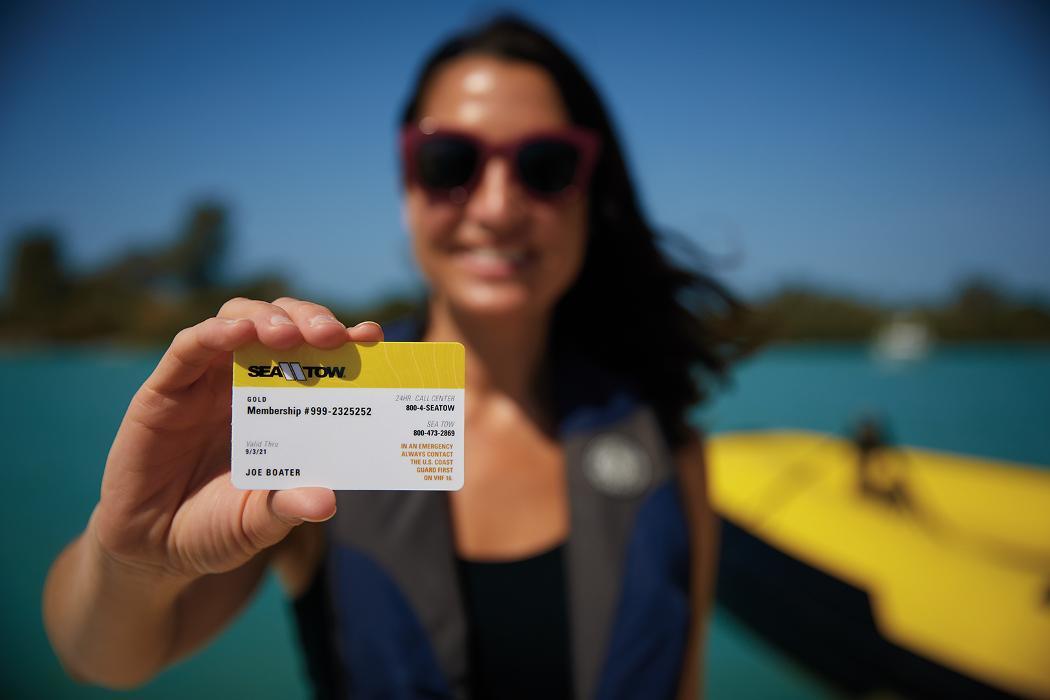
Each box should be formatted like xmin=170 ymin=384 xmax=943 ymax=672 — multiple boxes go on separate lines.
xmin=707 ymin=430 xmax=1050 ymax=700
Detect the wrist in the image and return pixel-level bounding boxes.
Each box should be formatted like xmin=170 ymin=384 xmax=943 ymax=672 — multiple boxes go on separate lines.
xmin=84 ymin=506 xmax=192 ymax=603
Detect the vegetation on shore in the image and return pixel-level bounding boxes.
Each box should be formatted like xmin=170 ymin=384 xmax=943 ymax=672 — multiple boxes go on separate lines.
xmin=4 ymin=203 xmax=1049 ymax=346
xmin=747 ymin=282 xmax=1050 ymax=343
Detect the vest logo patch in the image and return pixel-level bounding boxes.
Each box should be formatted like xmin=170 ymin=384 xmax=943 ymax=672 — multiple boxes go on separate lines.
xmin=582 ymin=433 xmax=653 ymax=498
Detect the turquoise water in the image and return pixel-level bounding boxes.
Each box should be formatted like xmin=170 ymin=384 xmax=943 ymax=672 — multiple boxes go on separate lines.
xmin=2 ymin=344 xmax=1047 ymax=697
xmin=698 ymin=343 xmax=1050 ymax=466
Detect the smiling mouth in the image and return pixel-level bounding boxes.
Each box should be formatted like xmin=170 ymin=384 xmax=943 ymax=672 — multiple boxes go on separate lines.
xmin=452 ymin=246 xmax=534 ymax=277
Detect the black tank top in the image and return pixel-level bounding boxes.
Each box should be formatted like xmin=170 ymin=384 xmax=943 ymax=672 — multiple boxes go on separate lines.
xmin=292 ymin=542 xmax=573 ymax=699
xmin=455 ymin=542 xmax=573 ymax=700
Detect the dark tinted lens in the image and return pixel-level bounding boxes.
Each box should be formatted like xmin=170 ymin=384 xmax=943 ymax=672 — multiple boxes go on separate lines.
xmin=415 ymin=136 xmax=479 ymax=190
xmin=516 ymin=139 xmax=580 ymax=194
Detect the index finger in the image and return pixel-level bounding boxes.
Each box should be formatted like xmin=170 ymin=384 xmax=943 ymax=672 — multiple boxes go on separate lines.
xmin=347 ymin=320 xmax=384 ymax=343
xmin=270 ymin=297 xmax=348 ymax=349
xmin=146 ymin=317 xmax=255 ymax=393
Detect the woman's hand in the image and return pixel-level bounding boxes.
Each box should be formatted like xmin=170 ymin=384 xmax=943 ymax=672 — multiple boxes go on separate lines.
xmin=92 ymin=297 xmax=384 ymax=581
xmin=44 ymin=297 xmax=383 ymax=688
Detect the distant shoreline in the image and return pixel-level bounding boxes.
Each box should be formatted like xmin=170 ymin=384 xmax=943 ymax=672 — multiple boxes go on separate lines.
xmin=2 ymin=338 xmax=1048 ymax=355
xmin=5 ymin=204 xmax=1049 ymax=346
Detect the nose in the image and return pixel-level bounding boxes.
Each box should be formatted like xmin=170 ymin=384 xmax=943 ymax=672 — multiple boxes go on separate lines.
xmin=464 ymin=155 xmax=527 ymax=233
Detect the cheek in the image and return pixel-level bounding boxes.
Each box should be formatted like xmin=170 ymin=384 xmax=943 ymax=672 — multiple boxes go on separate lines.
xmin=405 ymin=191 xmax=458 ymax=266
xmin=539 ymin=202 xmax=589 ymax=291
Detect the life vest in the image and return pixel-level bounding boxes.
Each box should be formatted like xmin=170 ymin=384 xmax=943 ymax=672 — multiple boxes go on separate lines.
xmin=317 ymin=317 xmax=693 ymax=699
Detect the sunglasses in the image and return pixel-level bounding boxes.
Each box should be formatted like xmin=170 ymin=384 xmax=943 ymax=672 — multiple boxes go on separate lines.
xmin=401 ymin=125 xmax=601 ymax=202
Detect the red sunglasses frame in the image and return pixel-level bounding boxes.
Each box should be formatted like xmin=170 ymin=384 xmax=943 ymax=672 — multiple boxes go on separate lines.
xmin=400 ymin=124 xmax=601 ymax=202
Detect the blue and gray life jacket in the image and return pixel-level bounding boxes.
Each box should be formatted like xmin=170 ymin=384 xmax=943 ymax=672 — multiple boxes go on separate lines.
xmin=303 ymin=318 xmax=694 ymax=699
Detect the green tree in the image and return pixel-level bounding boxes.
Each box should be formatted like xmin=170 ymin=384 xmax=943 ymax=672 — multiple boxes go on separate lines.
xmin=165 ymin=203 xmax=228 ymax=290
xmin=6 ymin=229 xmax=70 ymax=325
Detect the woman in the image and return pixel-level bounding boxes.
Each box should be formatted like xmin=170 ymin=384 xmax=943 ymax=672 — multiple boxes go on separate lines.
xmin=43 ymin=15 xmax=746 ymax=699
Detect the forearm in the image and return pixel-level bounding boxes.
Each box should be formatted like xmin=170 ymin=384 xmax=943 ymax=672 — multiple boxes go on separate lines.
xmin=43 ymin=518 xmax=186 ymax=688
xmin=44 ymin=510 xmax=280 ymax=688
xmin=676 ymin=431 xmax=719 ymax=700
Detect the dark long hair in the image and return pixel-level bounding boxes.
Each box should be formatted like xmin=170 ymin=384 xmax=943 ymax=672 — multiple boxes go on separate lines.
xmin=400 ymin=14 xmax=754 ymax=449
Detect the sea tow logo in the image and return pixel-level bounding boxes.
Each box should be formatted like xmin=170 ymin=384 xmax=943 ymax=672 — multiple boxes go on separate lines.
xmin=247 ymin=362 xmax=347 ymax=381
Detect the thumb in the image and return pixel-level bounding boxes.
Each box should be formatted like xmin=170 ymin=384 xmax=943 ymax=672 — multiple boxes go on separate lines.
xmin=241 ymin=487 xmax=336 ymax=551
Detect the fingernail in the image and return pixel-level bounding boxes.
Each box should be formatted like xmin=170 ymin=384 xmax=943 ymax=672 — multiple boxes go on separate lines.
xmin=354 ymin=320 xmax=381 ymax=330
xmin=309 ymin=314 xmax=343 ymax=328
xmin=222 ymin=318 xmax=249 ymax=325
xmin=270 ymin=315 xmax=294 ymax=326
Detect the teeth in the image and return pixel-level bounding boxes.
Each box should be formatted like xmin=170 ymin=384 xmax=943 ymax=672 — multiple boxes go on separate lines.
xmin=468 ymin=247 xmax=526 ymax=263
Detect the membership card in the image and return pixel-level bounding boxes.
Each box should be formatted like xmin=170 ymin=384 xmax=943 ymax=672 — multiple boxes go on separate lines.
xmin=231 ymin=342 xmax=464 ymax=490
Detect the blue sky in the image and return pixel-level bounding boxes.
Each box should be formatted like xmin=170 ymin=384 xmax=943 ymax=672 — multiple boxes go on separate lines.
xmin=2 ymin=0 xmax=1048 ymax=308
